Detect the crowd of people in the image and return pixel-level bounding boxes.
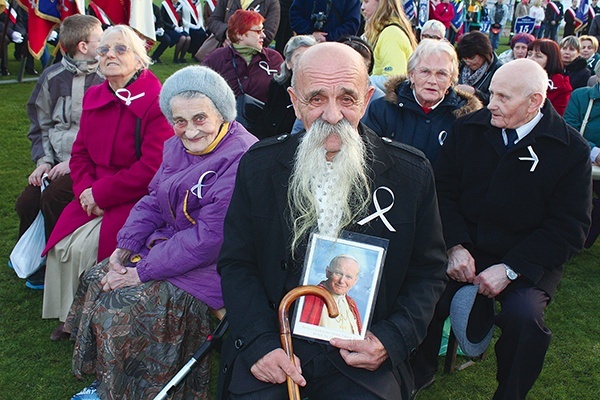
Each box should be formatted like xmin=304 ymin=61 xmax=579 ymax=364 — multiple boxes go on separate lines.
xmin=7 ymin=1 xmax=600 ymax=399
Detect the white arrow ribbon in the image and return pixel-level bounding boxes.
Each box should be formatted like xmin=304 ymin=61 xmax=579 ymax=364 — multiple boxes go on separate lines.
xmin=190 ymin=170 xmax=217 ymax=199
xmin=518 ymin=145 xmax=539 ymax=172
xmin=115 ymin=88 xmax=146 ymax=106
xmin=357 ymin=186 xmax=396 ymax=232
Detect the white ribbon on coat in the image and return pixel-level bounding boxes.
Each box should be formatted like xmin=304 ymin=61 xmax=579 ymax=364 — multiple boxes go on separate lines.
xmin=115 ymin=88 xmax=146 ymax=106
xmin=357 ymin=186 xmax=396 ymax=232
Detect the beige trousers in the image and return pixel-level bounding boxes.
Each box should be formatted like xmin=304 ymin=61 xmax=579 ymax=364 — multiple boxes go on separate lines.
xmin=42 ymin=217 xmax=102 ymax=322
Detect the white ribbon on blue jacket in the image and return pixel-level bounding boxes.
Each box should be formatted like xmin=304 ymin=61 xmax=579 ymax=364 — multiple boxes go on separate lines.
xmin=357 ymin=186 xmax=396 ymax=232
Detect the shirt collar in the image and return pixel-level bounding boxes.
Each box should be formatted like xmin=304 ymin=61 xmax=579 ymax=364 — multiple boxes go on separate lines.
xmin=503 ymin=110 xmax=543 ymax=144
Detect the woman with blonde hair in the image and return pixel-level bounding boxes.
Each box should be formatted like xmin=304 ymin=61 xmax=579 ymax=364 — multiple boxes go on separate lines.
xmin=42 ymin=25 xmax=172 ymax=341
xmin=361 ymin=0 xmax=418 ymax=90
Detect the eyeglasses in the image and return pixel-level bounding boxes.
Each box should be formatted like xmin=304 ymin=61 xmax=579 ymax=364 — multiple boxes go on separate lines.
xmin=414 ymin=67 xmax=451 ymax=82
xmin=248 ymin=28 xmax=265 ymax=35
xmin=461 ymin=56 xmax=479 ymax=63
xmin=421 ymin=34 xmax=443 ymax=40
xmin=96 ymin=44 xmax=131 ymax=57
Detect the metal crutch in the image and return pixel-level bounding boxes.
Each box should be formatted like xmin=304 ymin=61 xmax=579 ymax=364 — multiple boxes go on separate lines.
xmin=154 ymin=314 xmax=229 ymax=400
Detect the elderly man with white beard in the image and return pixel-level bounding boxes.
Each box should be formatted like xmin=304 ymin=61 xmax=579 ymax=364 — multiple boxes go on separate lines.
xmin=216 ymin=42 xmax=448 ymax=400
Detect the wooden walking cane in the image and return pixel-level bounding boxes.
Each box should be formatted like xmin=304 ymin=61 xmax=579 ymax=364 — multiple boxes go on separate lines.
xmin=278 ymin=285 xmax=339 ymax=400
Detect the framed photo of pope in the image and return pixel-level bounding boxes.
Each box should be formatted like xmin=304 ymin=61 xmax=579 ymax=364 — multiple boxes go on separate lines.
xmin=292 ymin=232 xmax=388 ymax=342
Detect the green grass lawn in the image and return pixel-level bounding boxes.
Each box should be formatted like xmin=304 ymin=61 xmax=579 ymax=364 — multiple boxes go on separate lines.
xmin=1 ymin=40 xmax=599 ymax=400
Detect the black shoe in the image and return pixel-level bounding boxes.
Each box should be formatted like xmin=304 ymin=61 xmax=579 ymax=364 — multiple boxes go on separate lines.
xmin=25 ymin=68 xmax=39 ymax=75
xmin=152 ymin=57 xmax=162 ymax=64
xmin=50 ymin=322 xmax=70 ymax=341
xmin=1 ymin=68 xmax=9 ymax=76
xmin=411 ymin=375 xmax=435 ymax=400
xmin=178 ymin=57 xmax=187 ymax=63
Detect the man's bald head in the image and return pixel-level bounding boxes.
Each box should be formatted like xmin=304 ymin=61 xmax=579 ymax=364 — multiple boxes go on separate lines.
xmin=493 ymin=58 xmax=548 ymax=102
xmin=488 ymin=58 xmax=547 ymax=129
xmin=291 ymin=42 xmax=370 ymax=91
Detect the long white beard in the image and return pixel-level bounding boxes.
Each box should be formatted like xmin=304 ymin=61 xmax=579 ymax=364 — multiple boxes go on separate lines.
xmin=288 ymin=118 xmax=372 ymax=254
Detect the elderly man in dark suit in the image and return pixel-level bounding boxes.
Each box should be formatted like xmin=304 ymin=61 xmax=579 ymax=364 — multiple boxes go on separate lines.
xmin=216 ymin=42 xmax=448 ymax=400
xmin=411 ymin=58 xmax=592 ymax=400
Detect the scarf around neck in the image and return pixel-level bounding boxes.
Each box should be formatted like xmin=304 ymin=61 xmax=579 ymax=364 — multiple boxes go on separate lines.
xmin=461 ymin=61 xmax=490 ymax=87
xmin=233 ymin=43 xmax=260 ymax=65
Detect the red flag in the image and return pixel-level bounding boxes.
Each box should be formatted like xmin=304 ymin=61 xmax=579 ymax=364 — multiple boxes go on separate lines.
xmin=91 ymin=0 xmax=129 ymax=25
xmin=59 ymin=0 xmax=79 ymax=20
xmin=16 ymin=0 xmax=57 ymax=59
xmin=88 ymin=2 xmax=111 ymax=25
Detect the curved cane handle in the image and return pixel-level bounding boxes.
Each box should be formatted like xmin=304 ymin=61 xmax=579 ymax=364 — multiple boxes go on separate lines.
xmin=278 ymin=285 xmax=339 ymax=400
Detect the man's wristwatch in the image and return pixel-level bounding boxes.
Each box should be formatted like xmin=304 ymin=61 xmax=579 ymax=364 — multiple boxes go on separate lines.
xmin=504 ymin=264 xmax=519 ymax=281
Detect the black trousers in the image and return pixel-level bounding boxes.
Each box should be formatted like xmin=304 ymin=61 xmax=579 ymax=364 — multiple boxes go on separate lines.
xmin=15 ymin=174 xmax=74 ymax=239
xmin=411 ymin=279 xmax=551 ymax=400
xmin=228 ymin=352 xmax=384 ymax=400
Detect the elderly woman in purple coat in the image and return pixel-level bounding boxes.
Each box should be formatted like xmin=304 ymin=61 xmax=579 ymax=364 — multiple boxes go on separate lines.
xmin=65 ymin=66 xmax=258 ymax=400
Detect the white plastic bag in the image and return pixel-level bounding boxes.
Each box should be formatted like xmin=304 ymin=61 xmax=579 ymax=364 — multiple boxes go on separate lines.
xmin=9 ymin=177 xmax=48 ymax=278
xmin=10 ymin=212 xmax=46 ymax=278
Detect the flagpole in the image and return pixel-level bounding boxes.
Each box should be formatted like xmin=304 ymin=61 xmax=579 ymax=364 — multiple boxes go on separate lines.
xmin=12 ymin=0 xmax=26 ymax=82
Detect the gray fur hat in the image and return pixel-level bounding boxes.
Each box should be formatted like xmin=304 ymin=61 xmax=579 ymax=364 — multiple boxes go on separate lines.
xmin=159 ymin=66 xmax=237 ymax=123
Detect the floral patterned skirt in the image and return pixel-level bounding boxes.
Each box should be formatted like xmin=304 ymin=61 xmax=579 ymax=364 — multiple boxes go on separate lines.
xmin=65 ymin=260 xmax=211 ymax=400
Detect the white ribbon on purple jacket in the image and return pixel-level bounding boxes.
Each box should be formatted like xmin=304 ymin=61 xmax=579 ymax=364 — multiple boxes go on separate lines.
xmin=191 ymin=170 xmax=217 ymax=199
xmin=259 ymin=61 xmax=278 ymax=76
xmin=357 ymin=186 xmax=396 ymax=232
xmin=115 ymin=88 xmax=146 ymax=106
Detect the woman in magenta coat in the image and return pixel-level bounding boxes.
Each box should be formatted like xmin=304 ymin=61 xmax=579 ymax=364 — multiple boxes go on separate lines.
xmin=41 ymin=25 xmax=172 ymax=340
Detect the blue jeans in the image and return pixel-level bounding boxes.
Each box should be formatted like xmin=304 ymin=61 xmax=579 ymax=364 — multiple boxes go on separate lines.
xmin=543 ymin=22 xmax=559 ymax=41
xmin=489 ymin=30 xmax=501 ymax=50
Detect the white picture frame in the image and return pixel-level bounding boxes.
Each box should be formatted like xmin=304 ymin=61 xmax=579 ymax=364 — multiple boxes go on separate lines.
xmin=292 ymin=232 xmax=387 ymax=342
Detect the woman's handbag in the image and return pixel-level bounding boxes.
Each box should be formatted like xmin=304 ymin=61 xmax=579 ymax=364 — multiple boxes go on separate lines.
xmin=236 ymin=93 xmax=265 ymax=129
xmin=194 ymin=34 xmax=222 ymax=62
xmin=230 ymin=46 xmax=265 ymax=130
xmin=9 ymin=178 xmax=49 ymax=278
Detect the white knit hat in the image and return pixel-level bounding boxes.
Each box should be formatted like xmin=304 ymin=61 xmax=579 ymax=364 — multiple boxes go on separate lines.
xmin=160 ymin=65 xmax=237 ymax=123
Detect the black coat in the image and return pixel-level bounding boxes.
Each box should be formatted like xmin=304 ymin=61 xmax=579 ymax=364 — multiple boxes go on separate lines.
xmin=565 ymin=56 xmax=592 ymax=90
xmin=590 ymin=14 xmax=600 ymax=43
xmin=363 ymin=76 xmax=482 ymax=162
xmin=435 ymin=101 xmax=591 ymax=299
xmin=251 ymin=77 xmax=296 ymax=139
xmin=217 ymin=126 xmax=448 ymax=399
